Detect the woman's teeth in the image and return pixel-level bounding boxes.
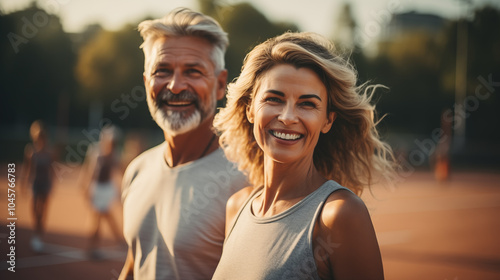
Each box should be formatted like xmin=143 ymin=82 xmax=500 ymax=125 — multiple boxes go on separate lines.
xmin=272 ymin=131 xmax=301 ymax=140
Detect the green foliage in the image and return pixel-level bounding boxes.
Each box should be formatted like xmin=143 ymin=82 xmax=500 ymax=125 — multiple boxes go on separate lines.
xmin=0 ymin=3 xmax=76 ymax=126
xmin=75 ymin=25 xmax=144 ymax=103
xmin=200 ymin=1 xmax=298 ymax=81
xmin=1 ymin=1 xmax=498 ymax=150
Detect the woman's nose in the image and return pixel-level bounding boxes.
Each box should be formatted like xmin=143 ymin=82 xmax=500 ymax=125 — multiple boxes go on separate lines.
xmin=277 ymin=103 xmax=298 ymax=125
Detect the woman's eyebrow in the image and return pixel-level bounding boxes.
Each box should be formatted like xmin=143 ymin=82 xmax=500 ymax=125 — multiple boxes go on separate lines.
xmin=266 ymin=89 xmax=284 ymax=96
xmin=266 ymin=90 xmax=322 ymax=101
xmin=299 ymin=94 xmax=322 ymax=101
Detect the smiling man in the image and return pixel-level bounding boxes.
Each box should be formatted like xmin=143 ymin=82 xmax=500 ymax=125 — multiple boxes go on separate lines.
xmin=118 ymin=8 xmax=247 ymax=280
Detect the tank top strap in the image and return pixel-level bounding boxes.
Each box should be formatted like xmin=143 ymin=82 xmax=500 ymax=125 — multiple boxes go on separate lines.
xmin=225 ymin=186 xmax=263 ymax=241
xmin=213 ymin=180 xmax=353 ymax=280
xmin=311 ymin=180 xmax=353 ymax=205
xmin=306 ymin=180 xmax=354 ymax=238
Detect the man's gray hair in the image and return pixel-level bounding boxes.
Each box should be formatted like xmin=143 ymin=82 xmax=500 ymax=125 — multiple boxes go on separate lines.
xmin=138 ymin=7 xmax=229 ymax=73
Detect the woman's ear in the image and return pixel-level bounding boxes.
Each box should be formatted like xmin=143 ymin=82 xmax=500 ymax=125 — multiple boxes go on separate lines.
xmin=246 ymin=105 xmax=254 ymax=124
xmin=321 ymin=112 xmax=336 ymax=133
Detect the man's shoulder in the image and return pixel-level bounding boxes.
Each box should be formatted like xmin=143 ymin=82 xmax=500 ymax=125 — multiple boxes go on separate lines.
xmin=122 ymin=142 xmax=165 ymax=189
xmin=127 ymin=142 xmax=165 ymax=170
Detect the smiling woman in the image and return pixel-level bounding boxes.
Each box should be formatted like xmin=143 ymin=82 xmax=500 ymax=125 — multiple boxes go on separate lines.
xmin=213 ymin=32 xmax=396 ymax=280
xmin=215 ymin=31 xmax=395 ymax=195
xmin=248 ymin=64 xmax=334 ymax=165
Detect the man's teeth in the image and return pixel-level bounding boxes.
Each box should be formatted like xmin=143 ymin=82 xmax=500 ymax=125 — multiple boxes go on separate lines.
xmin=167 ymin=101 xmax=192 ymax=106
xmin=272 ymin=131 xmax=301 ymax=140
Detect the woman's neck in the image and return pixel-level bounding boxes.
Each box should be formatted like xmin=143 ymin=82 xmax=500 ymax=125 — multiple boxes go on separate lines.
xmin=253 ymin=156 xmax=326 ymax=217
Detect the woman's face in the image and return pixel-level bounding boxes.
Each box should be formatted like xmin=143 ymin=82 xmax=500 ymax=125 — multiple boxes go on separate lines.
xmin=248 ymin=64 xmax=336 ymax=164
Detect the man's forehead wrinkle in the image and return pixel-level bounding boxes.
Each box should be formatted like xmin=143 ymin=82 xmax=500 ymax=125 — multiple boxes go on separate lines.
xmin=147 ymin=37 xmax=217 ymax=71
xmin=153 ymin=56 xmax=207 ymax=68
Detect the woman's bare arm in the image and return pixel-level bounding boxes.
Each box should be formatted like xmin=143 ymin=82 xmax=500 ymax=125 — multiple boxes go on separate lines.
xmin=316 ymin=190 xmax=384 ymax=280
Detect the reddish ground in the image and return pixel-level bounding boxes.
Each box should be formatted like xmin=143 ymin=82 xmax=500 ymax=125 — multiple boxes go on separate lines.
xmin=1 ymin=165 xmax=499 ymax=279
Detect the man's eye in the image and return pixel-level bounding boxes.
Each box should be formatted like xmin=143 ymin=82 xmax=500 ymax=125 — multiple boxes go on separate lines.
xmin=153 ymin=69 xmax=171 ymax=76
xmin=186 ymin=69 xmax=202 ymax=76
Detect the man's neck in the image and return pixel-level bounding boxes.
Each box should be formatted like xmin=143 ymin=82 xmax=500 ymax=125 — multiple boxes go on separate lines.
xmin=163 ymin=118 xmax=218 ymax=167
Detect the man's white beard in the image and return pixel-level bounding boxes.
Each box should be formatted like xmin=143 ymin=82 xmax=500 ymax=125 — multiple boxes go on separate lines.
xmin=154 ymin=108 xmax=201 ymax=136
xmin=147 ymin=91 xmax=216 ymax=136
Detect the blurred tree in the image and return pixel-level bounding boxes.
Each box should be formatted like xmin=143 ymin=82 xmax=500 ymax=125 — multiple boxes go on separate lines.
xmin=332 ymin=2 xmax=356 ymax=50
xmin=75 ymin=25 xmax=143 ymax=103
xmin=459 ymin=6 xmax=500 ymax=145
xmin=329 ymin=3 xmax=370 ymax=91
xmin=74 ymin=23 xmax=154 ymax=129
xmin=435 ymin=5 xmax=500 ymax=151
xmin=198 ymin=0 xmax=298 ymax=82
xmin=0 ymin=2 xmax=76 ymax=127
xmin=367 ymin=14 xmax=453 ymax=135
xmin=362 ymin=5 xmax=500 ymax=166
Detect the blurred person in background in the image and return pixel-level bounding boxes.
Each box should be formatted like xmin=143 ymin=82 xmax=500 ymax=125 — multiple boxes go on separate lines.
xmin=118 ymin=8 xmax=247 ymax=280
xmin=21 ymin=120 xmax=54 ymax=252
xmin=79 ymin=125 xmax=123 ymax=259
xmin=433 ymin=109 xmax=452 ymax=182
xmin=212 ymin=32 xmax=396 ymax=280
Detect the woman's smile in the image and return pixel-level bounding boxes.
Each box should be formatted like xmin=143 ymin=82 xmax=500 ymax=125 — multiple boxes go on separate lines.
xmin=248 ymin=64 xmax=334 ymax=163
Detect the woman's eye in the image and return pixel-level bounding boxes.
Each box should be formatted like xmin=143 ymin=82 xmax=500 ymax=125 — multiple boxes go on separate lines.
xmin=300 ymin=101 xmax=317 ymax=108
xmin=265 ymin=97 xmax=282 ymax=103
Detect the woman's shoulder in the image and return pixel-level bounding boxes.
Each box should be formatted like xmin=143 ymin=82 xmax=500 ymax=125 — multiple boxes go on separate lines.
xmin=225 ymin=186 xmax=257 ymax=236
xmin=320 ymin=188 xmax=372 ymax=232
xmin=227 ymin=186 xmax=256 ymax=214
xmin=315 ymin=186 xmax=384 ymax=279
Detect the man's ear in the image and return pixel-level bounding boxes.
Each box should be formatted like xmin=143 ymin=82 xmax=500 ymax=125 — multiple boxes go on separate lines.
xmin=246 ymin=104 xmax=254 ymax=124
xmin=216 ymin=69 xmax=228 ymax=101
xmin=321 ymin=111 xmax=336 ymax=133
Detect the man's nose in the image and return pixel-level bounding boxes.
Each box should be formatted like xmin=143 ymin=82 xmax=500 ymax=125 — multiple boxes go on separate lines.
xmin=167 ymin=71 xmax=187 ymax=94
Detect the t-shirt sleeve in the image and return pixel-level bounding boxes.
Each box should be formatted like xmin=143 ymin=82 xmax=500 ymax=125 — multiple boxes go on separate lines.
xmin=121 ymin=158 xmax=138 ymax=203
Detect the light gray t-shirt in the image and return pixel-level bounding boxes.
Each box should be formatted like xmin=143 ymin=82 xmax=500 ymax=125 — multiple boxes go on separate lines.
xmin=122 ymin=142 xmax=247 ymax=280
xmin=212 ymin=180 xmax=350 ymax=280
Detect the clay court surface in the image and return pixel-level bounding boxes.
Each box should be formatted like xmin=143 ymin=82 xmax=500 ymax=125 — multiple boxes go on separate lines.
xmin=1 ymin=165 xmax=499 ymax=279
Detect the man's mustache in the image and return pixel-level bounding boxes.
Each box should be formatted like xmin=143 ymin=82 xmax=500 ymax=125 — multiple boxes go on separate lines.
xmin=156 ymin=90 xmax=199 ymax=106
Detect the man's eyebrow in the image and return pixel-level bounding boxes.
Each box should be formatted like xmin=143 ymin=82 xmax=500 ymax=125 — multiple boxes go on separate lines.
xmin=153 ymin=61 xmax=170 ymax=68
xmin=185 ymin=62 xmax=208 ymax=69
xmin=267 ymin=90 xmax=322 ymax=101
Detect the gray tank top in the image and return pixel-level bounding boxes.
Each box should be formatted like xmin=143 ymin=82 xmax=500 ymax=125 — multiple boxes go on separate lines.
xmin=212 ymin=180 xmax=351 ymax=280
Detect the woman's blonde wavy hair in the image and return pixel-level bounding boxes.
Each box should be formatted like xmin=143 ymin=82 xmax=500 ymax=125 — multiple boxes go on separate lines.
xmin=214 ymin=32 xmax=395 ymax=195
